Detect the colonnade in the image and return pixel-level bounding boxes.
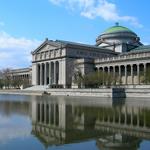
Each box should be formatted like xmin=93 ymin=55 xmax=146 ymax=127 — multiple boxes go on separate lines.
xmin=36 ymin=61 xmax=59 ymax=85
xmin=96 ymin=63 xmax=150 ymax=84
xmin=37 ymin=103 xmax=59 ymax=126
xmin=12 ymin=74 xmax=29 ymax=80
xmin=12 ymin=74 xmax=31 ymax=85
xmin=96 ymin=107 xmax=146 ymax=127
xmin=34 ymin=102 xmax=149 ymax=133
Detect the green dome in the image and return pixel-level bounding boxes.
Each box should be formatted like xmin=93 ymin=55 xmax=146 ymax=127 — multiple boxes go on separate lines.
xmin=103 ymin=25 xmax=135 ymax=35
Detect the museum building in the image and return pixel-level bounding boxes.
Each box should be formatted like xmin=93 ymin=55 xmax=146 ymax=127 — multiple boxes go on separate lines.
xmin=9 ymin=23 xmax=150 ymax=88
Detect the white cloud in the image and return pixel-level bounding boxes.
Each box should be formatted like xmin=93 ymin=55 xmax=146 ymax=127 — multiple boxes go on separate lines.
xmin=0 ymin=31 xmax=40 ymax=49
xmin=49 ymin=0 xmax=142 ymax=28
xmin=0 ymin=52 xmax=11 ymax=60
xmin=0 ymin=31 xmax=41 ymax=69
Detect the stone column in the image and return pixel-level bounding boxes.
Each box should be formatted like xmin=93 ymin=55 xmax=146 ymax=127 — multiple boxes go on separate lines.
xmin=56 ymin=61 xmax=59 ymax=84
xmin=45 ymin=103 xmax=47 ymax=124
xmin=102 ymin=109 xmax=104 ymax=122
xmin=113 ymin=66 xmax=116 ymax=76
xmin=108 ymin=66 xmax=110 ymax=74
xmin=131 ymin=107 xmax=133 ymax=126
xmin=50 ymin=104 xmax=52 ymax=124
xmin=118 ymin=109 xmax=121 ymax=124
xmin=47 ymin=105 xmax=49 ymax=125
xmin=112 ymin=66 xmax=115 ymax=85
xmin=40 ymin=64 xmax=42 ymax=85
xmin=119 ymin=66 xmax=121 ymax=84
xmin=144 ymin=110 xmax=146 ymax=128
xmin=54 ymin=104 xmax=56 ymax=125
xmin=102 ymin=67 xmax=104 ymax=85
xmin=49 ymin=62 xmax=52 ymax=85
xmin=58 ymin=61 xmax=61 ymax=85
xmin=40 ymin=103 xmax=42 ymax=123
xmin=36 ymin=103 xmax=39 ymax=122
xmin=137 ymin=64 xmax=140 ymax=84
xmin=131 ymin=64 xmax=133 ymax=84
xmin=144 ymin=63 xmax=147 ymax=84
xmin=137 ymin=108 xmax=140 ymax=127
xmin=44 ymin=63 xmax=47 ymax=85
xmin=49 ymin=104 xmax=51 ymax=124
xmin=113 ymin=66 xmax=115 ymax=77
xmin=124 ymin=106 xmax=127 ymax=125
xmin=113 ymin=110 xmax=115 ymax=124
xmin=54 ymin=62 xmax=56 ymax=84
xmin=125 ymin=65 xmax=127 ymax=85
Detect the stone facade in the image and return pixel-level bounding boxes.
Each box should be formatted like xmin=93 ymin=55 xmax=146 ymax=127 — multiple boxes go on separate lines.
xmin=31 ymin=39 xmax=117 ymax=88
xmin=9 ymin=24 xmax=150 ymax=88
xmin=96 ymin=23 xmax=142 ymax=53
xmin=95 ymin=50 xmax=150 ymax=85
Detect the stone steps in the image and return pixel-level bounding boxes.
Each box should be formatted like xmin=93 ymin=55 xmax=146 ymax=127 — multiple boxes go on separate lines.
xmin=23 ymin=85 xmax=48 ymax=91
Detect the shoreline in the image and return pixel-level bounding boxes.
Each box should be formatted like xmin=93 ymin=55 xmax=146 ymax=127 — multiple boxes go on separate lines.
xmin=0 ymin=89 xmax=43 ymax=96
xmin=0 ymin=87 xmax=150 ymax=98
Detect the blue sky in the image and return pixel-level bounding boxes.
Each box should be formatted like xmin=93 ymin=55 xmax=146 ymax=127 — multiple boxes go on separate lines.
xmin=0 ymin=0 xmax=150 ymax=69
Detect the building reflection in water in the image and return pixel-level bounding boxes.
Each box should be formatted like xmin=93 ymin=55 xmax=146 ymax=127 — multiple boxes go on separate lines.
xmin=31 ymin=96 xmax=150 ymax=149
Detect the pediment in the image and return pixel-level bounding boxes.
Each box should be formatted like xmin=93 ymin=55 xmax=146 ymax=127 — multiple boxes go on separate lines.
xmin=39 ymin=44 xmax=58 ymax=53
xmin=32 ymin=40 xmax=61 ymax=54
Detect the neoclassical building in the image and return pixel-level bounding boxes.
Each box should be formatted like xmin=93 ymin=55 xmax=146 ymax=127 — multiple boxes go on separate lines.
xmin=31 ymin=38 xmax=116 ymax=88
xmin=10 ymin=23 xmax=150 ymax=88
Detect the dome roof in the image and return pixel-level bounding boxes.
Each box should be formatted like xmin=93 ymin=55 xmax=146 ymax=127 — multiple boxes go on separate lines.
xmin=102 ymin=23 xmax=136 ymax=35
xmin=95 ymin=23 xmax=142 ymax=52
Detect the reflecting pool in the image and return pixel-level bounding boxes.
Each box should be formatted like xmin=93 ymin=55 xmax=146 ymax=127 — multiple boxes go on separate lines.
xmin=0 ymin=94 xmax=150 ymax=150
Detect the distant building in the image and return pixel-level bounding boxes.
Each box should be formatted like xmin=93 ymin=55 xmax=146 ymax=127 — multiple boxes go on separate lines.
xmin=8 ymin=67 xmax=32 ymax=86
xmin=10 ymin=23 xmax=150 ymax=88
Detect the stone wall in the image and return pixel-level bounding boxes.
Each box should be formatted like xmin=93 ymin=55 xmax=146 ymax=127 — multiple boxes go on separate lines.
xmin=125 ymin=88 xmax=150 ymax=98
xmin=46 ymin=88 xmax=126 ymax=98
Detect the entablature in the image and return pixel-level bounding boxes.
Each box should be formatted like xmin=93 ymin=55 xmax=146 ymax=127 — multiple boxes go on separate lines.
xmin=95 ymin=51 xmax=150 ymax=65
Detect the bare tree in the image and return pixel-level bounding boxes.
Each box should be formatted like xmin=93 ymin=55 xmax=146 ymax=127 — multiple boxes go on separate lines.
xmin=1 ymin=68 xmax=12 ymax=89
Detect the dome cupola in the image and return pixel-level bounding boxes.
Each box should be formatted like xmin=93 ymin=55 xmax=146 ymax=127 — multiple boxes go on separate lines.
xmin=96 ymin=23 xmax=142 ymax=53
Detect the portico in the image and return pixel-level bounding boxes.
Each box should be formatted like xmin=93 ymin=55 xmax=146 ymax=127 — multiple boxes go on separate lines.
xmin=31 ymin=39 xmax=69 ymax=88
xmin=36 ymin=61 xmax=60 ymax=85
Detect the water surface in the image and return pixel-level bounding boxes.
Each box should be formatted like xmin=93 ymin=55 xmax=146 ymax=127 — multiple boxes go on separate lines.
xmin=0 ymin=94 xmax=150 ymax=150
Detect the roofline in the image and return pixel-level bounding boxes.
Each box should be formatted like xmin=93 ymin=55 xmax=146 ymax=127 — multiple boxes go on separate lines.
xmin=102 ymin=25 xmax=136 ymax=35
xmin=9 ymin=67 xmax=32 ymax=73
xmin=32 ymin=39 xmax=118 ymax=55
xmin=31 ymin=39 xmax=65 ymax=55
xmin=56 ymin=40 xmax=118 ymax=54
